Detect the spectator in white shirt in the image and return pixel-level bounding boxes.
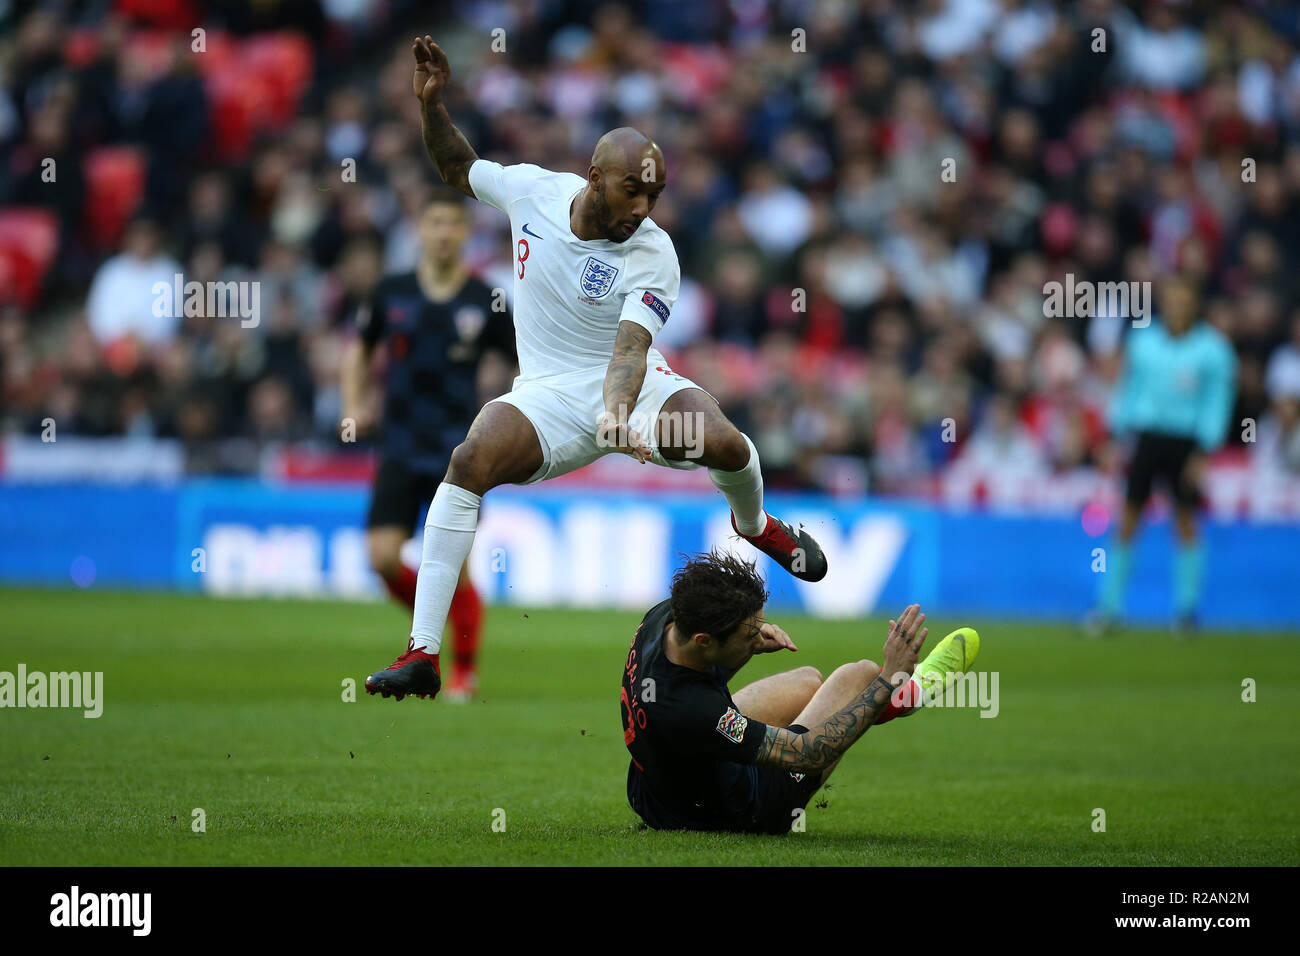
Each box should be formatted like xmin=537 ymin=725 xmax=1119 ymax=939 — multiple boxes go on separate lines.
xmin=1265 ymin=312 xmax=1300 ymax=400
xmin=1117 ymin=3 xmax=1206 ymax=91
xmin=736 ymin=163 xmax=813 ymax=260
xmin=85 ymin=216 xmax=182 ymax=347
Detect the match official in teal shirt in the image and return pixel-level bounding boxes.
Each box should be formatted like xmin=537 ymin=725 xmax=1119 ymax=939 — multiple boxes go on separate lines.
xmin=1096 ymin=275 xmax=1237 ymax=632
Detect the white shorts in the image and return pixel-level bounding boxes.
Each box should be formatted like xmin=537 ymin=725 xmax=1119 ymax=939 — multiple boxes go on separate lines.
xmin=488 ymin=351 xmax=711 ymax=484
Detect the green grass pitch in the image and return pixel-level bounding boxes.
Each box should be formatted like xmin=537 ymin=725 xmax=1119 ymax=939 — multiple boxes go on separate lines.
xmin=1 ymin=587 xmax=1297 ymax=866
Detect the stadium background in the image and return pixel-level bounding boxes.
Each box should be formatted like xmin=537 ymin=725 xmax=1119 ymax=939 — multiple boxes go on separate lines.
xmin=2 ymin=0 xmax=1299 ymax=629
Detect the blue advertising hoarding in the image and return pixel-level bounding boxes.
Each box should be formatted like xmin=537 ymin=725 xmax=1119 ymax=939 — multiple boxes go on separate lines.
xmin=1 ymin=479 xmax=1297 ymax=630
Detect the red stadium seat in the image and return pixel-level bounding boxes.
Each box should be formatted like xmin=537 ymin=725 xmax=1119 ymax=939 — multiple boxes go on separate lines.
xmin=113 ymin=0 xmax=201 ymax=31
xmin=0 ymin=208 xmax=59 ymax=308
xmin=191 ymin=30 xmax=238 ymax=75
xmin=207 ymin=64 xmax=270 ymax=161
xmin=82 ymin=146 xmax=146 ymax=249
xmin=241 ymin=34 xmax=313 ymax=124
xmin=63 ymin=28 xmax=102 ymax=68
xmin=204 ymin=33 xmax=314 ymax=161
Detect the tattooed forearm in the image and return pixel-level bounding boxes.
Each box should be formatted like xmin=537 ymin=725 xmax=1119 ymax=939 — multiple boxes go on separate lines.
xmin=421 ymin=100 xmax=479 ymax=195
xmin=603 ymin=322 xmax=651 ymax=420
xmin=754 ymin=674 xmax=897 ymax=773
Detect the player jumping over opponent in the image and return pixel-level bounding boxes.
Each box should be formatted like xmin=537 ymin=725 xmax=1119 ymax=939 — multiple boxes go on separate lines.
xmin=365 ymin=37 xmax=829 ymax=702
xmin=621 ymin=551 xmax=980 ymax=833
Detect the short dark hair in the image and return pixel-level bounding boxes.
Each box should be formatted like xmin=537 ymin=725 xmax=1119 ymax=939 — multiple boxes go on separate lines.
xmin=426 ymin=186 xmax=468 ymax=217
xmin=669 ymin=550 xmax=769 ymax=644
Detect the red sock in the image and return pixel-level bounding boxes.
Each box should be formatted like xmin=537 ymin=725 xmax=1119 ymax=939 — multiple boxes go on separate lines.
xmin=875 ymin=678 xmax=921 ymax=725
xmin=448 ymin=579 xmax=483 ymax=671
xmin=382 ymin=564 xmax=419 ymax=609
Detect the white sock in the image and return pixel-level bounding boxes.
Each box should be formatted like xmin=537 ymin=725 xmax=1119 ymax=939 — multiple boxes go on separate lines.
xmin=710 ymin=433 xmax=766 ymax=536
xmin=410 ymin=483 xmax=481 ymax=653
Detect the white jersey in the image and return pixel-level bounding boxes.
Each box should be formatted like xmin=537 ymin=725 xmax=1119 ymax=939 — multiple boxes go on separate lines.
xmin=466 ymin=158 xmax=680 ymax=379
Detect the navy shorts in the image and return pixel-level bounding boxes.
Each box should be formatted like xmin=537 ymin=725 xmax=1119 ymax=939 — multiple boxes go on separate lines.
xmin=741 ymin=723 xmax=825 ymax=835
xmin=628 ymin=724 xmax=824 ymax=835
xmin=366 ymin=457 xmax=442 ymax=530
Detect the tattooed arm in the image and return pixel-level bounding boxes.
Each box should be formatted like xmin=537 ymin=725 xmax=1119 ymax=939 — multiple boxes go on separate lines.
xmin=597 ymin=321 xmax=653 ymax=463
xmin=753 ymin=675 xmax=897 ymax=773
xmin=752 ymin=604 xmax=928 ymax=774
xmin=412 ymin=36 xmax=479 ymax=196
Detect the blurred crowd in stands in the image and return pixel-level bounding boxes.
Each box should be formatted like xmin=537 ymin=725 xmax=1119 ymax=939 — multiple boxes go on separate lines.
xmin=3 ymin=0 xmax=1300 ymax=494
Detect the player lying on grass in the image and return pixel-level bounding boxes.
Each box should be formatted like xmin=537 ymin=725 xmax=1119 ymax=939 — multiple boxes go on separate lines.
xmin=621 ymin=551 xmax=980 ymax=833
xmin=366 ymin=37 xmax=829 ymax=702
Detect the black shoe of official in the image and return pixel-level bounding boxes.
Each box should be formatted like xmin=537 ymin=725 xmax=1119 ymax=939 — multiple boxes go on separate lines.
xmin=365 ymin=642 xmax=442 ymax=701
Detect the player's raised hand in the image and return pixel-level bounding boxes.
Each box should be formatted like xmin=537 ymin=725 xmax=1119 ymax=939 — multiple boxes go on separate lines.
xmin=755 ymin=621 xmax=797 ymax=654
xmin=412 ymin=35 xmax=451 ymax=105
xmin=881 ymin=603 xmax=927 ymax=685
xmin=596 ymin=410 xmax=652 ymax=463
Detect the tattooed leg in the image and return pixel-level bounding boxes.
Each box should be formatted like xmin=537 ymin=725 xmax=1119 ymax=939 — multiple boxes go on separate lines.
xmin=732 ymin=667 xmax=823 ymax=727
xmin=788 ymin=660 xmax=882 ymax=785
xmin=750 ymin=605 xmax=926 ymax=781
xmin=792 ymin=660 xmax=882 ymax=729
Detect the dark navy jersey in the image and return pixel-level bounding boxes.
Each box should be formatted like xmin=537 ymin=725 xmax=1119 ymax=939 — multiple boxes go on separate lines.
xmin=357 ymin=273 xmax=515 ymax=474
xmin=621 ymin=600 xmax=770 ymax=830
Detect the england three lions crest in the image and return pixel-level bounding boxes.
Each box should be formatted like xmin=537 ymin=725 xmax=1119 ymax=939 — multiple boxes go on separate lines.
xmin=578 ymin=256 xmax=619 ymax=301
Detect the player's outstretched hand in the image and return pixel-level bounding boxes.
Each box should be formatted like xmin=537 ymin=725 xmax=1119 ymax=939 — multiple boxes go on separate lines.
xmin=881 ymin=603 xmax=927 ymax=686
xmin=755 ymin=621 xmax=797 ymax=654
xmin=596 ymin=410 xmax=652 ymax=463
xmin=412 ymin=35 xmax=451 ymax=105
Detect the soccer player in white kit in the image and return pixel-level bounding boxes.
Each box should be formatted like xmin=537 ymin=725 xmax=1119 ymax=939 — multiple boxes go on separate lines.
xmin=366 ymin=36 xmax=829 ymax=701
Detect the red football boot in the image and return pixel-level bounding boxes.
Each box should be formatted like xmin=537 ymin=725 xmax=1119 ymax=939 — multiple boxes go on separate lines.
xmin=731 ymin=511 xmax=829 ymax=582
xmin=365 ymin=640 xmax=442 ymax=701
